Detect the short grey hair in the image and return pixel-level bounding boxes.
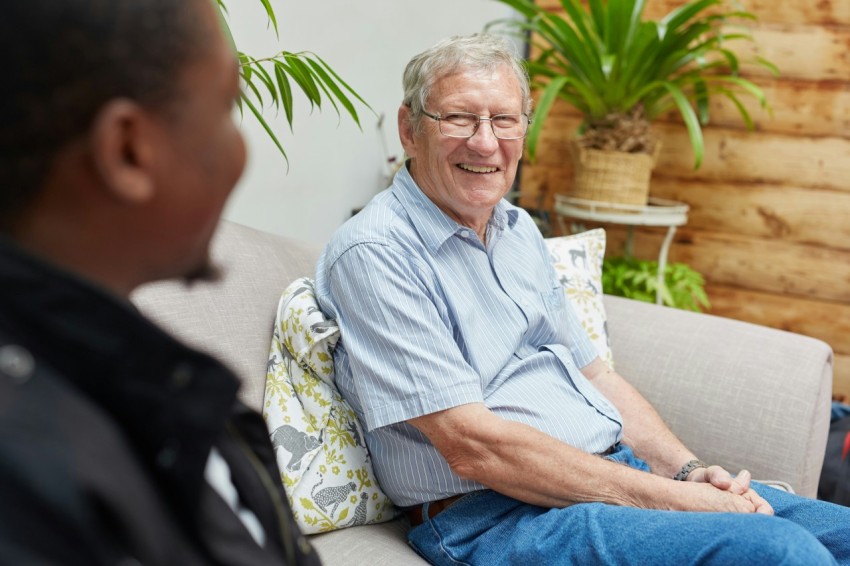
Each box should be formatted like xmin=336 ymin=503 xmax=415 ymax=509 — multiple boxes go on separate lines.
xmin=402 ymin=33 xmax=532 ymax=132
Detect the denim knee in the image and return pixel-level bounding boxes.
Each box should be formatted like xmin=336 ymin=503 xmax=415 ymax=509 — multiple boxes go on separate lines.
xmin=712 ymin=516 xmax=836 ymax=566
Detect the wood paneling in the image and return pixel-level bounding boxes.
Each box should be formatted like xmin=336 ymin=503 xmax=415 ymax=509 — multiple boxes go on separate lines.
xmin=533 ymin=116 xmax=850 ymax=192
xmin=536 ymin=0 xmax=850 ymax=27
xmin=601 ymin=227 xmax=850 ymax=303
xmin=524 ymin=0 xmax=850 ymax=396
xmin=735 ymin=25 xmax=850 ymax=83
xmin=547 ymin=79 xmax=850 ymax=139
xmin=835 ymin=356 xmax=850 ymax=401
xmin=704 ymin=285 xmax=850 ymax=355
xmin=649 ymin=179 xmax=850 ymax=250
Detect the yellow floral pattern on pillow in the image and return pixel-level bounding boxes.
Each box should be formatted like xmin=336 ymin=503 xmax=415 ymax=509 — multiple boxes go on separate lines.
xmin=545 ymin=229 xmax=614 ymax=368
xmin=264 ymin=277 xmax=396 ymax=534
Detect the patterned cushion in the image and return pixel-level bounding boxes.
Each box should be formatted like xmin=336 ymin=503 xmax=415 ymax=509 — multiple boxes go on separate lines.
xmin=263 ymin=278 xmax=396 ymax=534
xmin=545 ymin=228 xmax=614 ymax=368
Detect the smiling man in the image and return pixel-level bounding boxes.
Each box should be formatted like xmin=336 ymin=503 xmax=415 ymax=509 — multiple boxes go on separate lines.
xmin=315 ymin=34 xmax=850 ymax=565
xmin=0 ymin=1 xmax=317 ymax=564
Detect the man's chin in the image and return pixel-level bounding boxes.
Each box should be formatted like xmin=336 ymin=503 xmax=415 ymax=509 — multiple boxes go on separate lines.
xmin=180 ymin=257 xmax=224 ymax=285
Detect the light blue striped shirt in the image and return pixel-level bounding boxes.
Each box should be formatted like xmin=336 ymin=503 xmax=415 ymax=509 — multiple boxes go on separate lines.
xmin=315 ymin=165 xmax=623 ymax=507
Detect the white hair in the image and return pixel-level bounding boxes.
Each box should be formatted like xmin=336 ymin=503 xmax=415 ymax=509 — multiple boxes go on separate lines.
xmin=402 ymin=33 xmax=532 ymax=132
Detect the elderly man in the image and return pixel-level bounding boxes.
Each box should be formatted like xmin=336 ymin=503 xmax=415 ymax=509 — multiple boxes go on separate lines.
xmin=0 ymin=1 xmax=318 ymax=564
xmin=316 ymin=34 xmax=850 ymax=565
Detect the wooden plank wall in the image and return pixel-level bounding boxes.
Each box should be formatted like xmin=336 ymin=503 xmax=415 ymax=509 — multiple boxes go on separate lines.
xmin=522 ymin=0 xmax=850 ymax=398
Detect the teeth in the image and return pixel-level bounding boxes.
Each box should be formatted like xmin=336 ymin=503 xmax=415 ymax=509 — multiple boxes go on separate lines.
xmin=458 ymin=164 xmax=497 ymax=173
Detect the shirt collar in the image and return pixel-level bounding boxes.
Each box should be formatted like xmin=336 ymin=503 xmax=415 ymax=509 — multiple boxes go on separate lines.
xmin=391 ymin=163 xmax=520 ymax=253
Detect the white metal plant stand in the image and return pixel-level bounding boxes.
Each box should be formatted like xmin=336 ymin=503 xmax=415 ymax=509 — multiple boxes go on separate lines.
xmin=554 ymin=195 xmax=690 ymax=305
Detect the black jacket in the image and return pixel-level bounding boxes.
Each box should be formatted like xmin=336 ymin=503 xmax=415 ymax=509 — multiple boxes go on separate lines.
xmin=0 ymin=237 xmax=320 ymax=565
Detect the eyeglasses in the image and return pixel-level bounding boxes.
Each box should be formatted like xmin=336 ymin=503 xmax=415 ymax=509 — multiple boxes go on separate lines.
xmin=422 ymin=110 xmax=530 ymax=140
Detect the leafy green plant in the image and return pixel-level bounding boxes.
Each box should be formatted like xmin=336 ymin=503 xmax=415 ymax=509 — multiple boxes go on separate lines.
xmin=602 ymin=256 xmax=710 ymax=311
xmin=489 ymin=0 xmax=777 ymax=167
xmin=216 ymin=1 xmax=370 ymax=164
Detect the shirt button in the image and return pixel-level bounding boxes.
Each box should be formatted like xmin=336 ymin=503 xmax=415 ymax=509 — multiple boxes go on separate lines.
xmin=170 ymin=363 xmax=193 ymax=390
xmin=156 ymin=439 xmax=181 ymax=469
xmin=0 ymin=345 xmax=35 ymax=384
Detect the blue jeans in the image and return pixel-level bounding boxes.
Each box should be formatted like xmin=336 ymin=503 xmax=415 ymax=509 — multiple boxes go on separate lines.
xmin=407 ymin=445 xmax=850 ymax=565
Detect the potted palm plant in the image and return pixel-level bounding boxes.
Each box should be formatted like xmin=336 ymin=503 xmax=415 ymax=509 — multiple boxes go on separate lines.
xmin=490 ymin=0 xmax=776 ymax=205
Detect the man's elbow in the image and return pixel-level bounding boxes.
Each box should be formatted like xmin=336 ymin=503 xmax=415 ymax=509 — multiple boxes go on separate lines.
xmin=442 ymin=442 xmax=495 ymax=484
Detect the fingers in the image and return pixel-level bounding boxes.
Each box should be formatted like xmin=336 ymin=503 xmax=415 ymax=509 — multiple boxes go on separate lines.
xmin=704 ymin=465 xmax=734 ymax=491
xmin=734 ymin=469 xmax=752 ymax=492
xmin=702 ymin=466 xmax=752 ymax=496
xmin=744 ymin=488 xmax=775 ymax=516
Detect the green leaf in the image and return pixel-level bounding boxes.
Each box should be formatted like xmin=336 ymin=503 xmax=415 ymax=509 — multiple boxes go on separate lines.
xmin=306 ymin=57 xmax=362 ymax=128
xmin=241 ymin=73 xmax=266 ymax=108
xmin=241 ymin=94 xmax=288 ymax=166
xmin=525 ymin=76 xmax=568 ymax=161
xmin=216 ymin=4 xmax=236 ymax=51
xmin=715 ymin=88 xmax=754 ymax=130
xmin=244 ymin=57 xmax=279 ymax=109
xmin=283 ymin=54 xmax=323 ymax=108
xmin=312 ymin=54 xmax=373 ymax=110
xmin=258 ymin=0 xmax=279 ymax=37
xmin=603 ymin=257 xmax=709 ymax=311
xmin=273 ymin=62 xmax=295 ymax=129
xmin=756 ymin=56 xmax=781 ymax=77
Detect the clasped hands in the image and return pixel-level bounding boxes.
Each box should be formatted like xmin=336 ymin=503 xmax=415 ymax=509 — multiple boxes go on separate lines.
xmin=685 ymin=465 xmax=775 ymax=515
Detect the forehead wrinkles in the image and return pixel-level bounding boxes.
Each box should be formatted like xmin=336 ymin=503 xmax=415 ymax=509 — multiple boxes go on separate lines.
xmin=428 ymin=67 xmax=522 ymax=112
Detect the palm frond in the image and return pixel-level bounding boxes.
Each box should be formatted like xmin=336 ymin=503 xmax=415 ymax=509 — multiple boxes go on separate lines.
xmin=218 ymin=2 xmax=372 ymax=164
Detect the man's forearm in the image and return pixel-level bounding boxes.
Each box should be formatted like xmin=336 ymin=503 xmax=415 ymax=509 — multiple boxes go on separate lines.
xmin=410 ymin=402 xmax=681 ymax=508
xmin=408 ymin=402 xmax=762 ymax=514
xmin=582 ymin=358 xmax=697 ymax=479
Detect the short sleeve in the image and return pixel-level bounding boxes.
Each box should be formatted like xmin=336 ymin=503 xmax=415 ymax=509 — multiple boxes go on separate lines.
xmin=322 ymin=242 xmax=483 ymax=430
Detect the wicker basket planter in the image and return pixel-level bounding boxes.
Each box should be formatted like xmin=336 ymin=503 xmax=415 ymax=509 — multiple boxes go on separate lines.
xmin=569 ymin=140 xmax=658 ymax=206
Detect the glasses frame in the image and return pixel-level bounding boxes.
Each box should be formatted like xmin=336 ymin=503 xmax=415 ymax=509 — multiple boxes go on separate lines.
xmin=421 ymin=110 xmax=531 ymax=140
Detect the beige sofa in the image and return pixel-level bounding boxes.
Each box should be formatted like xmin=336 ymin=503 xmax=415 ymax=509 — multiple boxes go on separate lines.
xmin=132 ymin=220 xmax=834 ymax=565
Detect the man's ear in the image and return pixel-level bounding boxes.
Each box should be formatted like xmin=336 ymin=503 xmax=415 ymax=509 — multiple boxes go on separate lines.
xmin=398 ymin=105 xmax=418 ymax=158
xmin=89 ymin=99 xmax=159 ymax=204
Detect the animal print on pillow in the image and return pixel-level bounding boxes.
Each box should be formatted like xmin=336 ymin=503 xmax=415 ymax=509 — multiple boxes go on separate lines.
xmin=264 ymin=278 xmax=396 ymax=534
xmin=545 ymin=229 xmax=614 ymax=368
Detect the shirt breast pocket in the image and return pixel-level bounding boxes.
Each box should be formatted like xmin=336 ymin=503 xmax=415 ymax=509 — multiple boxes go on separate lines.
xmin=541 ymin=286 xmax=563 ymax=313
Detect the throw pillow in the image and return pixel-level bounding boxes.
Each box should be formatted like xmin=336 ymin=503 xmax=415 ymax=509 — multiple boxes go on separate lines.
xmin=545 ymin=228 xmax=614 ymax=368
xmin=264 ymin=277 xmax=396 ymax=534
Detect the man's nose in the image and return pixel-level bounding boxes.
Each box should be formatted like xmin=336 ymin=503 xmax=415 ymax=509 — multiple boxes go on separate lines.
xmin=466 ymin=118 xmax=500 ymax=152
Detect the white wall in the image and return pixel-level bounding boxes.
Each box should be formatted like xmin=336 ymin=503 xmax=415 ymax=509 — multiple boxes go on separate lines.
xmin=223 ymin=0 xmax=519 ymax=244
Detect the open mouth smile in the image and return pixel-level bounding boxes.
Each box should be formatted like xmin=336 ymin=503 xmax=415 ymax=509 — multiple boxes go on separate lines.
xmin=457 ymin=163 xmax=498 ymax=174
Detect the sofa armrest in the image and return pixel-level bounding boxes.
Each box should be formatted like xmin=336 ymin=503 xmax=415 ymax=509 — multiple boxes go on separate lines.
xmin=603 ymin=295 xmax=833 ymax=498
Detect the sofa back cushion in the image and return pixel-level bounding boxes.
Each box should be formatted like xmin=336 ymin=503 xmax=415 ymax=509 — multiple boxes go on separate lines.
xmin=132 ymin=221 xmax=321 ymax=411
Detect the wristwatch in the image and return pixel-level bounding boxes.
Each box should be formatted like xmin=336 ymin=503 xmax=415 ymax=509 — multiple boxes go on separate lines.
xmin=673 ymin=459 xmax=707 ymax=481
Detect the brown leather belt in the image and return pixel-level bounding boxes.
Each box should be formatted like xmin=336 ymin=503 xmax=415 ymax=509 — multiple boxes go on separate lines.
xmin=405 ymin=494 xmax=465 ymax=527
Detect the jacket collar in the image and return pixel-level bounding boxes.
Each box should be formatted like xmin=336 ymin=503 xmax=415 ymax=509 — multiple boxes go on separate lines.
xmin=0 ymin=235 xmax=239 ymax=526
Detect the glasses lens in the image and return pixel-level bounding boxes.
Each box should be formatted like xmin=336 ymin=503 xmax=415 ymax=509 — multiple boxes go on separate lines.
xmin=491 ymin=114 xmax=528 ymax=139
xmin=438 ymin=113 xmax=478 ymax=137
